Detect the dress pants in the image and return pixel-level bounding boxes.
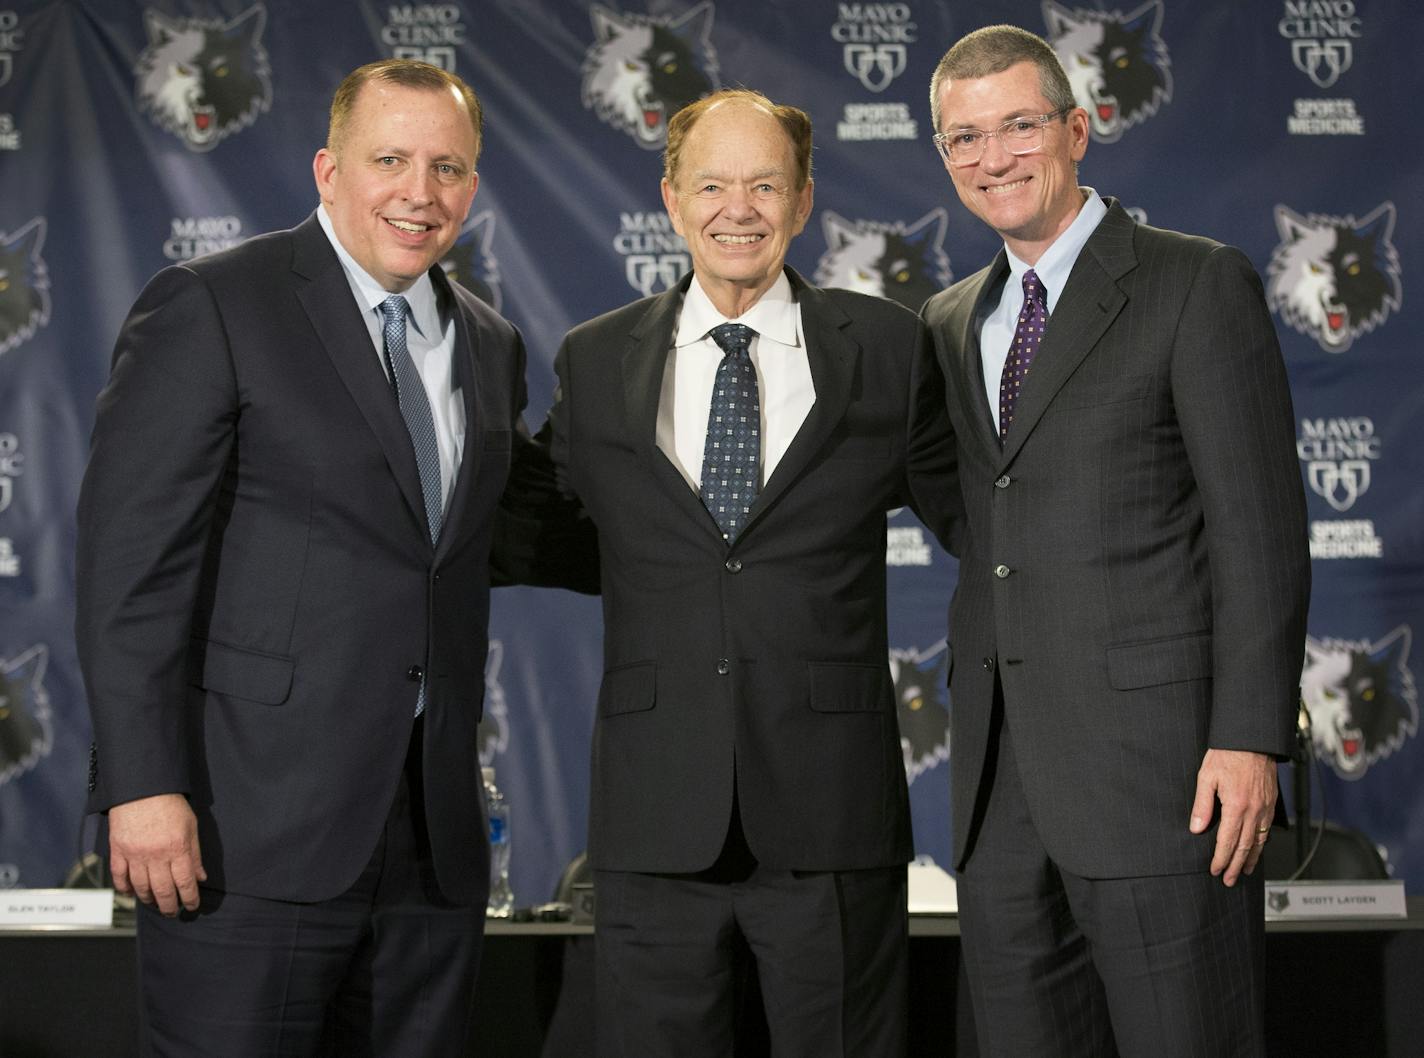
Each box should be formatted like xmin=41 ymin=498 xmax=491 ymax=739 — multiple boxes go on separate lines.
xmin=956 ymin=694 xmax=1267 ymax=1058
xmin=594 ymin=806 xmax=908 ymax=1058
xmin=134 ymin=718 xmax=486 ymax=1058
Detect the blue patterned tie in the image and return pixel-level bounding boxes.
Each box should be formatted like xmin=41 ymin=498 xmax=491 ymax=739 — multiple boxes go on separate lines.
xmin=700 ymin=323 xmax=760 ymax=544
xmin=381 ymin=294 xmax=442 ymax=717
xmin=998 ymin=268 xmax=1048 ymax=441
xmin=381 ymin=295 xmax=444 ymax=544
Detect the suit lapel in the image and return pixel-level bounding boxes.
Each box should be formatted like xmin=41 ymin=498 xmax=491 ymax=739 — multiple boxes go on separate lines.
xmin=291 ymin=216 xmax=431 ymax=541
xmin=435 ymin=271 xmax=483 ymax=561
xmin=621 ymin=277 xmax=721 ymax=530
xmin=1000 ymin=203 xmax=1136 ymax=467
xmin=743 ymin=270 xmax=857 ymax=530
xmin=951 ymin=254 xmax=1010 ymax=461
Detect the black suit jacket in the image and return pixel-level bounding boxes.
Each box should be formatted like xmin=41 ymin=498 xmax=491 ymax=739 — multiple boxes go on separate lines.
xmin=922 ymin=202 xmax=1310 ymax=878
xmin=76 ymin=214 xmax=559 ymax=905
xmin=548 ymin=268 xmax=961 ymax=874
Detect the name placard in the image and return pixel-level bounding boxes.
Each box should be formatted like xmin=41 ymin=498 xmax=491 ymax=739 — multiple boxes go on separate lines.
xmin=908 ymin=857 xmax=958 ymax=914
xmin=0 ymin=889 xmax=114 ymax=929
xmin=1264 ymin=879 xmax=1406 ymax=920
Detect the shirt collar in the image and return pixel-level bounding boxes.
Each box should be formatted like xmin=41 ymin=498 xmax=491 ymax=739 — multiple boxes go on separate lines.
xmin=317 ymin=204 xmax=440 ymax=340
xmin=1002 ymin=187 xmax=1108 ymax=314
xmin=674 ymin=270 xmax=800 ymax=349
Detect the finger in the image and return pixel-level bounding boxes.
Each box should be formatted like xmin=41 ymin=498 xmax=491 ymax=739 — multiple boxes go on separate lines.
xmin=1243 ymin=843 xmax=1265 ymax=877
xmin=109 ymin=848 xmax=133 ymax=897
xmin=1222 ymin=842 xmax=1254 ymax=887
xmin=172 ymin=859 xmax=202 ymax=914
xmin=127 ymin=859 xmax=156 ymax=907
xmin=148 ymin=869 xmax=181 ymax=918
xmin=1188 ymin=775 xmax=1218 ymax=834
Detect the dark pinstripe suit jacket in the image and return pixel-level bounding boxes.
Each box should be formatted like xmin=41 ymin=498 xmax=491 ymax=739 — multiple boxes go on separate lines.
xmin=922 ymin=201 xmax=1310 ymax=878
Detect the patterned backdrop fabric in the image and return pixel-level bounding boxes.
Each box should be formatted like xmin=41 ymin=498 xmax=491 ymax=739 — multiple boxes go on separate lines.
xmin=0 ymin=0 xmax=1419 ymax=904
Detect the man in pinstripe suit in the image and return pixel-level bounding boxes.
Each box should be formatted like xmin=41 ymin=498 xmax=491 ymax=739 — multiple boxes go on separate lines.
xmin=921 ymin=25 xmax=1310 ymax=1057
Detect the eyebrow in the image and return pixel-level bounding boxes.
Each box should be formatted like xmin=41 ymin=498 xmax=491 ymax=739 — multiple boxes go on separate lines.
xmin=689 ymin=166 xmax=787 ymax=181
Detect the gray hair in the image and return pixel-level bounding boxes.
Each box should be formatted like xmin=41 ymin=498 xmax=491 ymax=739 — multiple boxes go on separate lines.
xmin=929 ymin=24 xmax=1077 ymax=133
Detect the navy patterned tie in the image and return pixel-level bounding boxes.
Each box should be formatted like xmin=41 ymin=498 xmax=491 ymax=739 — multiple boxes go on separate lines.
xmin=998 ymin=268 xmax=1048 ymax=441
xmin=699 ymin=323 xmax=760 ymax=544
xmin=381 ymin=294 xmax=442 ymax=718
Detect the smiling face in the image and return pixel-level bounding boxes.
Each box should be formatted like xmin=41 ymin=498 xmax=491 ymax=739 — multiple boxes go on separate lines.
xmin=661 ymin=100 xmax=813 ymax=317
xmin=313 ymin=80 xmax=479 ymax=293
xmin=935 ymin=60 xmax=1089 ymax=263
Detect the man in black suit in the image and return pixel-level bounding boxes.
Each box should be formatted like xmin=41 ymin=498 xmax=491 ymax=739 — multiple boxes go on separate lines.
xmin=547 ymin=88 xmax=960 ymax=1057
xmin=75 ymin=59 xmax=589 ymax=1056
xmin=921 ymin=25 xmax=1310 ymax=1057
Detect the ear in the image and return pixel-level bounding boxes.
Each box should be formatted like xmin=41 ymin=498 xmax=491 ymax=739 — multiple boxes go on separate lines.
xmin=791 ymin=179 xmax=814 ymax=236
xmin=313 ymin=148 xmax=337 ymax=205
xmin=457 ymin=172 xmax=480 ymax=218
xmin=661 ymin=178 xmax=685 ymax=237
xmin=1066 ymin=106 xmax=1091 ymax=162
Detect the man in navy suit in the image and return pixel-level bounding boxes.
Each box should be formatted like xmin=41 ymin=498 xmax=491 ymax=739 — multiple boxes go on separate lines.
xmin=548 ymin=88 xmax=961 ymax=1057
xmin=76 ymin=59 xmax=589 ymax=1056
xmin=921 ymin=25 xmax=1310 ymax=1057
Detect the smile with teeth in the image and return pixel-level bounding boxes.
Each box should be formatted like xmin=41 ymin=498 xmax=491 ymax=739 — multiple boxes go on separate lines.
xmin=714 ymin=234 xmax=763 ymax=244
xmin=386 ymin=218 xmax=432 ymax=233
xmin=984 ymin=178 xmax=1030 ymax=195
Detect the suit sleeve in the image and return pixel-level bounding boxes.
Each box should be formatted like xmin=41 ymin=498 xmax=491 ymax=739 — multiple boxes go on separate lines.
xmin=75 ymin=265 xmax=240 ymax=811
xmin=1170 ymin=245 xmax=1310 ymax=757
xmin=904 ymin=319 xmax=966 ymax=557
xmin=489 ymin=327 xmax=600 ymax=593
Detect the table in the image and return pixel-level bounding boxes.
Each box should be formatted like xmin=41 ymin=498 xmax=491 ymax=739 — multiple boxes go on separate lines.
xmin=3 ymin=900 xmax=1421 ymax=1056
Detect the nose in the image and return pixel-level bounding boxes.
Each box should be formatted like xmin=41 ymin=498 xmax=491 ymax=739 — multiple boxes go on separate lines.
xmin=978 ymin=132 xmax=1015 ymax=174
xmin=721 ymin=185 xmax=758 ymax=221
xmin=400 ymin=167 xmax=436 ymax=205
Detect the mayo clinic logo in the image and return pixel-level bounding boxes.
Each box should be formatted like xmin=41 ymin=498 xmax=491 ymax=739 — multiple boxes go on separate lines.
xmin=1298 ymin=416 xmax=1378 ymax=513
xmin=0 ymin=432 xmax=20 ymax=514
xmin=382 ymin=3 xmax=466 ymax=71
xmin=1279 ymin=0 xmax=1360 ymax=88
xmin=164 ymin=216 xmax=245 ymax=262
xmin=613 ymin=211 xmax=688 ymax=296
xmin=0 ymin=10 xmax=24 ymax=89
xmin=833 ymin=3 xmax=917 ymax=93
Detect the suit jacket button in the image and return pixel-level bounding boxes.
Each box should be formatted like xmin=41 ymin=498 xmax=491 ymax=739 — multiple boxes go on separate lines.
xmin=994 ymin=474 xmax=1011 ymax=489
xmin=982 ymin=657 xmax=995 ymax=671
xmin=406 ymin=665 xmax=424 ymax=681
xmin=716 ymin=659 xmax=730 ymax=675
xmin=994 ymin=564 xmax=1012 ymax=578
xmin=725 ymin=558 xmax=742 ymax=573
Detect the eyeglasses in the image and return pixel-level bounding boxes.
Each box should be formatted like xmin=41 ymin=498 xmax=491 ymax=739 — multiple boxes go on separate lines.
xmin=932 ymin=108 xmax=1071 ymax=167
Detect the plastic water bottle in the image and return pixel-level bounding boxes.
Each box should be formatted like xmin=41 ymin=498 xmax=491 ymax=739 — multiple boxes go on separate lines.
xmin=483 ymin=766 xmax=514 ymax=918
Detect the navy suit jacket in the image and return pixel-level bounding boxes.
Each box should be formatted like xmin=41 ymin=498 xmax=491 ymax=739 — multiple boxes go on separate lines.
xmin=549 ymin=268 xmax=961 ymax=874
xmin=75 ymin=214 xmax=576 ymax=904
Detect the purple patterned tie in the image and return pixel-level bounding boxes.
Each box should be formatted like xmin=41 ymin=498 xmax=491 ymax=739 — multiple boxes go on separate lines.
xmin=998 ymin=268 xmax=1048 ymax=441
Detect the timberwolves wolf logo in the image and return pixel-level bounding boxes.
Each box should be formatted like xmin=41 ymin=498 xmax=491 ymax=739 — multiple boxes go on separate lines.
xmin=135 ymin=5 xmax=272 ymax=152
xmin=581 ymin=3 xmax=719 ymax=150
xmin=477 ymin=639 xmax=510 ymax=767
xmin=815 ymin=209 xmax=951 ymax=311
xmin=890 ymin=643 xmax=950 ymax=782
xmin=441 ymin=210 xmax=502 ymax=312
xmin=0 ymin=645 xmax=52 ymax=786
xmin=1043 ymin=0 xmax=1172 ymax=143
xmin=0 ymin=217 xmax=49 ymax=357
xmin=1301 ymin=626 xmax=1418 ymax=779
xmin=1267 ymin=203 xmax=1402 ymax=353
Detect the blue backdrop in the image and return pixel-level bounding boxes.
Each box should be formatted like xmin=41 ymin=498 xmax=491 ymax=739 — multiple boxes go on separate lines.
xmin=1 ymin=0 xmax=1419 ymax=906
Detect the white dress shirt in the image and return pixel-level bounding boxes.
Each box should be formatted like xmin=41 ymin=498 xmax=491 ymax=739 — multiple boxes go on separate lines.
xmin=978 ymin=188 xmax=1108 ymax=422
xmin=657 ymin=272 xmax=815 ymax=491
xmin=318 ymin=205 xmax=464 ymax=512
